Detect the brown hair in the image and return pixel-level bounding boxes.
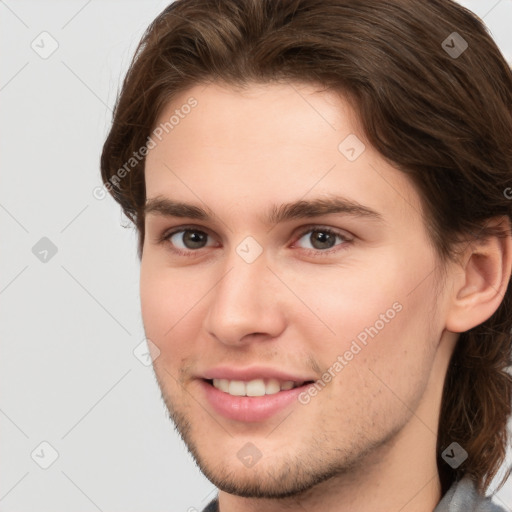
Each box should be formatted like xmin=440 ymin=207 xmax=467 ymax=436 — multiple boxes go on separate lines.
xmin=100 ymin=0 xmax=512 ymax=497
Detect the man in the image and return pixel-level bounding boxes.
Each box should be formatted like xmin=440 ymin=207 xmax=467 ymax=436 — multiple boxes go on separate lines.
xmin=100 ymin=0 xmax=512 ymax=510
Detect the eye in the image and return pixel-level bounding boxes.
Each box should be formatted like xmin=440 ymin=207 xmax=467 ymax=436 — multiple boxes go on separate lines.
xmin=158 ymin=224 xmax=352 ymax=257
xmin=293 ymin=226 xmax=351 ymax=254
xmin=161 ymin=227 xmax=217 ymax=254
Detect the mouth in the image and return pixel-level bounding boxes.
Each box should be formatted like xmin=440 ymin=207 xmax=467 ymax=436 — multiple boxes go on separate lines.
xmin=200 ymin=377 xmax=316 ymax=422
xmin=205 ymin=377 xmax=312 ymax=397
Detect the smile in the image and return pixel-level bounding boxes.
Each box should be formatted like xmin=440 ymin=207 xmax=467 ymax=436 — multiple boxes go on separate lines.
xmin=201 ymin=378 xmax=315 ymax=422
xmin=211 ymin=378 xmax=306 ymax=397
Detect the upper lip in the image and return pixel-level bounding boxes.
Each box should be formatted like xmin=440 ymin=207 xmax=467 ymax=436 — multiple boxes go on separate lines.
xmin=200 ymin=366 xmax=316 ymax=383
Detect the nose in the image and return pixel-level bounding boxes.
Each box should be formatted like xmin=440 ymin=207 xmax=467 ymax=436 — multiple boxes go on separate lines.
xmin=203 ymin=248 xmax=287 ymax=347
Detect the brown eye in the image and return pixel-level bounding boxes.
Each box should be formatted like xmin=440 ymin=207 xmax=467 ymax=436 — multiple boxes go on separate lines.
xmin=166 ymin=229 xmax=213 ymax=251
xmin=181 ymin=230 xmax=207 ymax=249
xmin=294 ymin=227 xmax=351 ymax=253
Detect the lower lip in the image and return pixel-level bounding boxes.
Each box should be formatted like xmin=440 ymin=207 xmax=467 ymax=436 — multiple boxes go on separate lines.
xmin=200 ymin=380 xmax=311 ymax=422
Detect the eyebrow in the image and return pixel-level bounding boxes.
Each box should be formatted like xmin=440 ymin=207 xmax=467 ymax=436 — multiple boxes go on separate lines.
xmin=144 ymin=195 xmax=384 ymax=225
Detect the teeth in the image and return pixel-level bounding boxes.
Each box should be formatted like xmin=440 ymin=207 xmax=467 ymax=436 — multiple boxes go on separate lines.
xmin=212 ymin=378 xmax=303 ymax=397
xmin=216 ymin=379 xmax=229 ymax=393
xmin=280 ymin=380 xmax=294 ymax=390
xmin=228 ymin=380 xmax=246 ymax=396
xmin=246 ymin=379 xmax=266 ymax=396
xmin=265 ymin=378 xmax=281 ymax=395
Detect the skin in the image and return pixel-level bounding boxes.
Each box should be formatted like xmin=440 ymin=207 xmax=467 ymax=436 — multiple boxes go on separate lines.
xmin=140 ymin=81 xmax=511 ymax=512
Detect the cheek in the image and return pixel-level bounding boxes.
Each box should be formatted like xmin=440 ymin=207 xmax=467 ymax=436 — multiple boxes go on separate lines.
xmin=284 ymin=253 xmax=437 ymax=374
xmin=140 ymin=261 xmax=202 ymax=350
xmin=292 ymin=263 xmax=438 ymax=431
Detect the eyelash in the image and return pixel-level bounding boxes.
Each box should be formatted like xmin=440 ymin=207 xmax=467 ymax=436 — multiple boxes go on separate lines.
xmin=157 ymin=224 xmax=353 ymax=258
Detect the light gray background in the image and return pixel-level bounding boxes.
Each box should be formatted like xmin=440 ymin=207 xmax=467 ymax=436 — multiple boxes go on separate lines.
xmin=1 ymin=1 xmax=512 ymax=511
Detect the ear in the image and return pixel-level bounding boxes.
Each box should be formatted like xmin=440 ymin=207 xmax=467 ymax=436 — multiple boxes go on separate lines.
xmin=445 ymin=216 xmax=512 ymax=333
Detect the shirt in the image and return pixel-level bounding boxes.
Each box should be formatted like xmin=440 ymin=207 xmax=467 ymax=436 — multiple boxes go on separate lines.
xmin=201 ymin=476 xmax=507 ymax=512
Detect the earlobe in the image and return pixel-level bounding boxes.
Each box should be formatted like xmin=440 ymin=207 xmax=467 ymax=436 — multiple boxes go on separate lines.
xmin=445 ymin=216 xmax=512 ymax=333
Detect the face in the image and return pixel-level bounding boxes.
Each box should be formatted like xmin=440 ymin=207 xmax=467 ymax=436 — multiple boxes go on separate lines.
xmin=140 ymin=81 xmax=448 ymax=498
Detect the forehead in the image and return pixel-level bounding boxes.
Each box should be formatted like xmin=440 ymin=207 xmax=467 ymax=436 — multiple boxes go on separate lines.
xmin=150 ymin=80 xmax=361 ymax=157
xmin=144 ymin=81 xmax=423 ymax=226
